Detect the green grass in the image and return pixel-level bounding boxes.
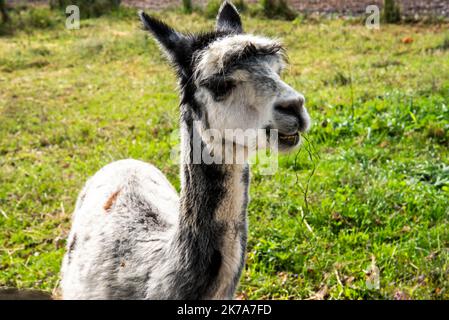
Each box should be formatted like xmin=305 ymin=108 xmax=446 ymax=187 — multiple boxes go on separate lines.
xmin=0 ymin=8 xmax=448 ymax=299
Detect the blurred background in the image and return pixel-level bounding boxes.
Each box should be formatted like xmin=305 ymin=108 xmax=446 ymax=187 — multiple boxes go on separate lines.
xmin=0 ymin=0 xmax=448 ymax=300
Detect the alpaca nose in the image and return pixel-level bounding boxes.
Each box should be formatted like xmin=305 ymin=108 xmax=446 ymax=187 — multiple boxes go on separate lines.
xmin=274 ymin=96 xmax=305 ymax=119
xmin=274 ymin=96 xmax=305 ymax=117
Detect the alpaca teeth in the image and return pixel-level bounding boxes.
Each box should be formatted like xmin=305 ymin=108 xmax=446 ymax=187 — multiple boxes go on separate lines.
xmin=279 ymin=133 xmax=299 ymax=143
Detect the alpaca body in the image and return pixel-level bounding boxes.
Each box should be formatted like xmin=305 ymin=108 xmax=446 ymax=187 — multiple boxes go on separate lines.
xmin=61 ymin=159 xmax=249 ymax=299
xmin=61 ymin=2 xmax=310 ymax=299
xmin=61 ymin=159 xmax=178 ymax=299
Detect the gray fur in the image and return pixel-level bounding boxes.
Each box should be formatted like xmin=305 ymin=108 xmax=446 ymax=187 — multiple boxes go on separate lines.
xmin=60 ymin=2 xmax=310 ymax=300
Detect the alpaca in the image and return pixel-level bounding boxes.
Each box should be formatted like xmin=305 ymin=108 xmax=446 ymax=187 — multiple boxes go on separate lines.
xmin=60 ymin=1 xmax=310 ymax=299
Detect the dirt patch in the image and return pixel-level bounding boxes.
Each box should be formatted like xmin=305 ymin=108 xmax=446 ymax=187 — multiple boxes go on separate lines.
xmin=0 ymin=288 xmax=52 ymax=300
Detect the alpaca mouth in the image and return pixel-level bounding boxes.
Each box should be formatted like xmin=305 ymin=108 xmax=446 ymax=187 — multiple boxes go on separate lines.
xmin=278 ymin=132 xmax=300 ymax=147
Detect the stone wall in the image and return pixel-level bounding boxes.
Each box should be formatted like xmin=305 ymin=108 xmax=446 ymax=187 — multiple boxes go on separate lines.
xmin=125 ymin=0 xmax=449 ymax=17
xmin=6 ymin=0 xmax=449 ymax=17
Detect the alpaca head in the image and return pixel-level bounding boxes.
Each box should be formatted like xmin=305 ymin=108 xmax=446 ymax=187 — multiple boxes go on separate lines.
xmin=140 ymin=1 xmax=310 ymax=155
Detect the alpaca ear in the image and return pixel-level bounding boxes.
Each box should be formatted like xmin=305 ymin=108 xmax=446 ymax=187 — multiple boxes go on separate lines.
xmin=139 ymin=11 xmax=191 ymax=69
xmin=216 ymin=1 xmax=243 ymax=33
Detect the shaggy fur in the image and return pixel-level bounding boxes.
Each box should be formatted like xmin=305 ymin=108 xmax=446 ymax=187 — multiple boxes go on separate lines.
xmin=60 ymin=1 xmax=310 ymax=300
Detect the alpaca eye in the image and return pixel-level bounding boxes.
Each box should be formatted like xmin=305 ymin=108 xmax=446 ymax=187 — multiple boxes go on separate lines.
xmin=203 ymin=77 xmax=235 ymax=101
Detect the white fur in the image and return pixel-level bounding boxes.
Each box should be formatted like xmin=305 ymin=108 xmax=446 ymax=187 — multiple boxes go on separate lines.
xmin=194 ymin=34 xmax=309 ymax=153
xmin=60 ymin=28 xmax=311 ymax=300
xmin=60 ymin=159 xmax=178 ymax=299
xmin=194 ymin=34 xmax=284 ymax=84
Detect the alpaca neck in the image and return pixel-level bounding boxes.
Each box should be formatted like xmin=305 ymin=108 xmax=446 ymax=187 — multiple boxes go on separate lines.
xmin=167 ymin=116 xmax=249 ymax=299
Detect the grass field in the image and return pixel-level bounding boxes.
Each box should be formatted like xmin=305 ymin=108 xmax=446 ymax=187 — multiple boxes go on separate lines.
xmin=0 ymin=7 xmax=448 ymax=299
